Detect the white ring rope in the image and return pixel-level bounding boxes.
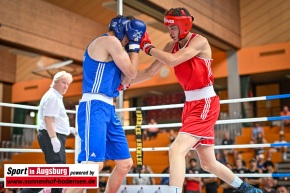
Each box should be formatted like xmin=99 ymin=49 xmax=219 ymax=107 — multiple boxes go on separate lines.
xmin=1 ymin=116 xmax=290 ymax=130
xmin=0 ymin=102 xmax=75 ymax=114
xmin=1 ymin=143 xmax=289 ymax=153
xmin=1 ymin=93 xmax=289 ymax=130
xmin=0 ymin=93 xmax=289 ymax=113
xmin=128 ymin=143 xmax=290 ymax=152
xmin=0 ymin=148 xmax=75 ymax=153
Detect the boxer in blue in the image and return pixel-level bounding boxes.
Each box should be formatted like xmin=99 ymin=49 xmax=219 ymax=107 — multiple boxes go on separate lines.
xmin=66 ymin=15 xmax=146 ymax=193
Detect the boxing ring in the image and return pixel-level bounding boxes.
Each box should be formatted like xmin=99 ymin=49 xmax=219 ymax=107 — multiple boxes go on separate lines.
xmin=1 ymin=93 xmax=290 ymax=189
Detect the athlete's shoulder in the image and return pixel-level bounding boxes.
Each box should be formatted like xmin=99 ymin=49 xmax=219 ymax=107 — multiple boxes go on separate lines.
xmin=191 ymin=34 xmax=208 ymax=43
xmin=90 ymin=35 xmax=120 ymax=48
xmin=188 ymin=34 xmax=210 ymax=51
xmin=163 ymin=40 xmax=175 ymax=52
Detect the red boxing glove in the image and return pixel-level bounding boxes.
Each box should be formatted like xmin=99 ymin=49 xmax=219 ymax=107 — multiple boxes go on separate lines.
xmin=118 ymin=84 xmax=130 ymax=91
xmin=140 ymin=32 xmax=155 ymax=56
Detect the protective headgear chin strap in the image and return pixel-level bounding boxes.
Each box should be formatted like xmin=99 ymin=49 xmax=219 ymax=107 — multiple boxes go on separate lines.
xmin=108 ymin=16 xmax=130 ymax=41
xmin=164 ymin=13 xmax=193 ymax=40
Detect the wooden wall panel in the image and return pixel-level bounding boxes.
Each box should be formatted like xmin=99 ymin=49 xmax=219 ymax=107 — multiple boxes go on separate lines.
xmin=44 ymin=0 xmax=117 ymax=27
xmin=212 ymin=51 xmax=228 ymax=79
xmin=0 ymin=49 xmax=16 ymax=83
xmin=0 ymin=83 xmax=13 ymax=142
xmin=238 ymin=41 xmax=290 ymax=75
xmin=16 ymin=55 xmax=61 ymax=82
xmin=150 ymin=0 xmax=241 ymax=48
xmin=240 ymin=0 xmax=290 ymax=47
xmin=0 ymin=0 xmax=107 ymax=62
xmin=12 ymin=76 xmax=83 ymax=103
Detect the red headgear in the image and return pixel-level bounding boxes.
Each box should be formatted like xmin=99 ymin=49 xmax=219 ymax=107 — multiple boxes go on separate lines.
xmin=164 ymin=10 xmax=193 ymax=40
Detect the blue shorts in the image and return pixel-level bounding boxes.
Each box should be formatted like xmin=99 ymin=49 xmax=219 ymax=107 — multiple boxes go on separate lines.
xmin=77 ymin=99 xmax=131 ymax=162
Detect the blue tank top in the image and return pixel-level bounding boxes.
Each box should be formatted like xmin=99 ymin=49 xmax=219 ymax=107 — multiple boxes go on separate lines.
xmin=82 ymin=35 xmax=121 ymax=97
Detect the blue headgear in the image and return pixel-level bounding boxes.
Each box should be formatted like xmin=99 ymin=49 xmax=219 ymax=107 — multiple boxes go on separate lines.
xmin=108 ymin=16 xmax=131 ymax=41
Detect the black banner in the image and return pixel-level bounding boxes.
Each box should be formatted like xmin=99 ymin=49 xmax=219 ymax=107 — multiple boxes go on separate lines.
xmin=135 ymin=107 xmax=143 ymax=174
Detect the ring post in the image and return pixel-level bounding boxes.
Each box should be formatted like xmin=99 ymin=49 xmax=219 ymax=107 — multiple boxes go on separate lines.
xmin=135 ymin=107 xmax=143 ymax=178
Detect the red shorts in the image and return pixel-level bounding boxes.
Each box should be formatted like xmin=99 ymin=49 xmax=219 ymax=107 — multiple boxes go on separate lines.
xmin=179 ymin=95 xmax=220 ymax=147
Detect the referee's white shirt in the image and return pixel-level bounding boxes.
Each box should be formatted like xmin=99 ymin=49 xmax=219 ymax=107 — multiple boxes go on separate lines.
xmin=38 ymin=88 xmax=70 ymax=135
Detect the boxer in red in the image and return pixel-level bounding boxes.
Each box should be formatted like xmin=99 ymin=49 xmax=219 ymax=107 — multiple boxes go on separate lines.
xmin=131 ymin=7 xmax=262 ymax=193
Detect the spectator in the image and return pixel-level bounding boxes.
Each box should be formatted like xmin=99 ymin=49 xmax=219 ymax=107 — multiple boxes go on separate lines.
xmin=280 ymin=106 xmax=290 ymax=128
xmin=160 ymin=166 xmax=170 ymax=185
xmin=98 ymin=176 xmax=107 ymax=193
xmin=168 ymin=129 xmax=177 ymax=145
xmin=257 ymin=154 xmax=266 ymax=171
xmin=146 ymin=165 xmax=156 ymax=185
xmin=215 ymin=151 xmax=225 ymax=164
xmin=221 ymin=132 xmax=236 ymax=163
xmin=251 ymin=132 xmax=267 ymax=156
xmin=251 ymin=123 xmax=264 ymax=142
xmin=244 ymin=158 xmax=262 ymax=188
xmin=232 ymin=159 xmax=248 ymax=181
xmin=263 ymin=160 xmax=275 ymax=173
xmin=142 ymin=118 xmax=150 ymax=140
xmin=101 ymin=160 xmax=112 ymax=173
xmin=263 ymin=161 xmax=278 ymax=188
xmin=185 ymin=150 xmax=195 ymax=168
xmin=268 ymin=133 xmax=288 ymax=160
xmin=236 ymin=152 xmax=246 ymax=167
xmin=276 ymin=186 xmax=290 ymax=193
xmin=125 ymin=166 xmax=137 ymax=185
xmin=143 ymin=129 xmax=150 ymax=141
xmin=185 ymin=158 xmax=202 ymax=193
xmin=133 ymin=165 xmax=154 ymax=185
xmin=99 ymin=161 xmax=112 ymax=192
xmin=147 ymin=118 xmax=159 ymax=139
xmin=201 ymin=173 xmax=218 ymax=193
xmin=261 ymin=177 xmax=276 ymax=193
xmin=219 ymin=163 xmax=235 ymax=193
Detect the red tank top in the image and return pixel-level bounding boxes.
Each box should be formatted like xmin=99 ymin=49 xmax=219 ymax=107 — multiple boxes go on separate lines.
xmin=172 ymin=33 xmax=214 ymax=91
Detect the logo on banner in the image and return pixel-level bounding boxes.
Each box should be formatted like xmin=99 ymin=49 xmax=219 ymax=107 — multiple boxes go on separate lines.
xmin=4 ymin=164 xmax=99 ymax=188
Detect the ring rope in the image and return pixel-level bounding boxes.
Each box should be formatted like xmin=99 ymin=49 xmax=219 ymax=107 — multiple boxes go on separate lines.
xmin=1 ymin=115 xmax=290 ymax=130
xmin=128 ymin=143 xmax=290 ymax=152
xmin=0 ymin=148 xmax=75 ymax=153
xmin=1 ymin=143 xmax=289 ymax=153
xmin=1 ymin=93 xmax=289 ymax=113
xmin=116 ymin=93 xmax=290 ymax=112
xmin=0 ymin=102 xmax=75 ymax=114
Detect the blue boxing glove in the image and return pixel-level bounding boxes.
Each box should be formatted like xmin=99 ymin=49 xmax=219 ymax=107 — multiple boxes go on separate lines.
xmin=125 ymin=19 xmax=146 ymax=53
